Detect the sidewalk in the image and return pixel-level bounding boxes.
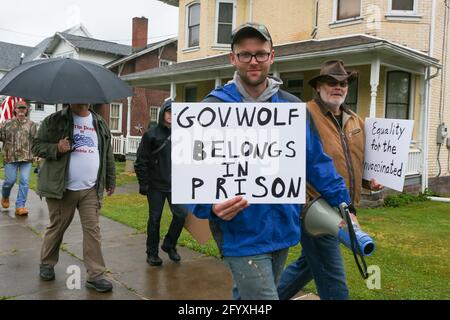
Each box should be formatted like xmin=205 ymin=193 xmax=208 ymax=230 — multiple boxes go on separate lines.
xmin=0 ymin=182 xmax=318 ymax=300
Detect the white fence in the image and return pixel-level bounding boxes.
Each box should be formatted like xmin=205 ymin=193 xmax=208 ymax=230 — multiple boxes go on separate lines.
xmin=111 ymin=135 xmax=142 ymax=155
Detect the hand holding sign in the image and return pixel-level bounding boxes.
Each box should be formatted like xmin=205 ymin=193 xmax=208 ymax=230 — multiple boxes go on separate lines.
xmin=363 ymin=118 xmax=414 ymax=191
xmin=212 ymin=196 xmax=250 ymax=221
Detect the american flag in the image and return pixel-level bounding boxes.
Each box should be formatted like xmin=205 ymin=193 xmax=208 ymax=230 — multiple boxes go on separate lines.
xmin=0 ymin=96 xmax=26 ymax=123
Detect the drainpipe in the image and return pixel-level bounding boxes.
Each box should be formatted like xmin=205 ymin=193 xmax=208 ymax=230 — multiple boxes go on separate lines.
xmin=421 ymin=0 xmax=438 ymax=192
xmin=127 ymin=96 xmax=132 ymax=137
xmin=428 ymin=196 xmax=450 ymax=203
xmin=422 ymin=67 xmax=440 ymax=192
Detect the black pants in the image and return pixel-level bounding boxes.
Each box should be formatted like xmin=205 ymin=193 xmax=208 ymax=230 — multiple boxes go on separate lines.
xmin=146 ymin=190 xmax=188 ymax=256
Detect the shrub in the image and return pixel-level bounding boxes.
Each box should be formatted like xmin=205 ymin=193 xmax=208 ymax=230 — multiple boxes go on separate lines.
xmin=384 ymin=192 xmax=430 ymax=207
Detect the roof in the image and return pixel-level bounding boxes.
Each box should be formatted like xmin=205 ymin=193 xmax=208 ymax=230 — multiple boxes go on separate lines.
xmin=61 ymin=24 xmax=92 ymax=38
xmin=0 ymin=41 xmax=34 ymax=72
xmin=121 ymin=35 xmax=441 ymax=86
xmin=157 ymin=0 xmax=179 ymax=6
xmin=57 ymin=33 xmax=132 ymax=56
xmin=105 ymin=37 xmax=177 ymax=69
xmin=22 ymin=37 xmax=53 ymax=63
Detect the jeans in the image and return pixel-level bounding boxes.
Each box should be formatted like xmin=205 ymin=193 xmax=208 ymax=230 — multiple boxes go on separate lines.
xmin=277 ymin=227 xmax=349 ymax=300
xmin=2 ymin=161 xmax=32 ymax=208
xmin=223 ymin=248 xmax=289 ymax=300
xmin=146 ymin=190 xmax=188 ymax=256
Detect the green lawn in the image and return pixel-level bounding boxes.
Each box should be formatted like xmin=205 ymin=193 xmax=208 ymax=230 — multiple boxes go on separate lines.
xmin=0 ymin=160 xmax=136 ymax=190
xmin=101 ymin=194 xmax=450 ymax=300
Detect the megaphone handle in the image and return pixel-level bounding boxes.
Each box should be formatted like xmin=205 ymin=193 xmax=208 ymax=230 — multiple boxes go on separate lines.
xmin=341 ymin=204 xmax=370 ymax=280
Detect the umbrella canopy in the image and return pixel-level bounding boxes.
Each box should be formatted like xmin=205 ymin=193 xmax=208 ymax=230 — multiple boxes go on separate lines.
xmin=0 ymin=58 xmax=133 ymax=104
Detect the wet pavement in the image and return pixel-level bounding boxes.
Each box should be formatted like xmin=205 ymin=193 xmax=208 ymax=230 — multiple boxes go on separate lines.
xmin=0 ymin=182 xmax=317 ymax=300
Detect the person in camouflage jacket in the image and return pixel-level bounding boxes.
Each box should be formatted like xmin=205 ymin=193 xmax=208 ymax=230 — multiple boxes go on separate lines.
xmin=0 ymin=101 xmax=37 ymax=215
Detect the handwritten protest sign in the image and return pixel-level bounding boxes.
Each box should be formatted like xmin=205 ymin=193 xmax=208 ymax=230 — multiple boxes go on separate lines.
xmin=363 ymin=118 xmax=414 ymax=191
xmin=171 ymin=103 xmax=306 ymax=204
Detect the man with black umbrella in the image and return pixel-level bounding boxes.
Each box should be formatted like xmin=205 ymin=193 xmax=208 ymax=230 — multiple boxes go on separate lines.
xmin=32 ymin=103 xmax=116 ymax=293
xmin=134 ymin=99 xmax=188 ymax=266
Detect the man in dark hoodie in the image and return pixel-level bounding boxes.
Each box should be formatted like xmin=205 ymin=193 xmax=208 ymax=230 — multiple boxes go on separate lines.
xmin=134 ymin=99 xmax=188 ymax=266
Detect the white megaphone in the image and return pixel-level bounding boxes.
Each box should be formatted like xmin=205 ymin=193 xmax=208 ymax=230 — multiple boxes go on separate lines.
xmin=302 ymin=198 xmax=375 ymax=256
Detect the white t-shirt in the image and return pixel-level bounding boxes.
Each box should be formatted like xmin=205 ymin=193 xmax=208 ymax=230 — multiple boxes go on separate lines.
xmin=66 ymin=113 xmax=100 ymax=191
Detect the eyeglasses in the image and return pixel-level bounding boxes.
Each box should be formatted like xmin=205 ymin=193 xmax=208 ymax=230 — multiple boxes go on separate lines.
xmin=235 ymin=52 xmax=271 ymax=63
xmin=324 ymin=79 xmax=349 ymax=88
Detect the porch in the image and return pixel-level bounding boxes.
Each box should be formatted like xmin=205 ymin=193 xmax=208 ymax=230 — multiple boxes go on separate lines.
xmin=120 ymin=34 xmax=441 ymax=183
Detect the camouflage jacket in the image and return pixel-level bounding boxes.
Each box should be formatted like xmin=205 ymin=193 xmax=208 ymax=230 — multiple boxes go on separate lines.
xmin=0 ymin=119 xmax=38 ymax=163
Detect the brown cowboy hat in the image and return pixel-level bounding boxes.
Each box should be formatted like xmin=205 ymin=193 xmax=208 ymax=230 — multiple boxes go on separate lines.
xmin=308 ymin=60 xmax=358 ymax=89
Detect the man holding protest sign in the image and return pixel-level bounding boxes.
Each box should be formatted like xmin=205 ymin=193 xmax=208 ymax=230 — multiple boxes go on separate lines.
xmin=278 ymin=60 xmax=383 ymax=300
xmin=187 ymin=24 xmax=351 ymax=300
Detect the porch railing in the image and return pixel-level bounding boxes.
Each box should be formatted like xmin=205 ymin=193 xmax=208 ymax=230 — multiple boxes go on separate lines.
xmin=111 ymin=135 xmax=142 ymax=155
xmin=111 ymin=135 xmax=125 ymax=155
xmin=406 ymin=148 xmax=422 ymax=175
xmin=125 ymin=136 xmax=142 ymax=154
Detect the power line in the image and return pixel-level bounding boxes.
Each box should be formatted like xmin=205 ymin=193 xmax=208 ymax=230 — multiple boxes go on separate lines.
xmin=0 ymin=27 xmax=177 ymax=44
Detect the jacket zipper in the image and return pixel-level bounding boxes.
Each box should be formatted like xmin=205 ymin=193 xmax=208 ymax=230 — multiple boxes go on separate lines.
xmin=331 ymin=114 xmax=356 ymax=203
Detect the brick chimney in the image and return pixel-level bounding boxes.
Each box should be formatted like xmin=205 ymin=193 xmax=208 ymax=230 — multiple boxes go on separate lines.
xmin=132 ymin=17 xmax=148 ymax=51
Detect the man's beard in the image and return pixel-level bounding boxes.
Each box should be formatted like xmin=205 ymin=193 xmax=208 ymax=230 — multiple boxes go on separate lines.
xmin=238 ymin=70 xmax=267 ymax=87
xmin=320 ymin=91 xmax=345 ymax=109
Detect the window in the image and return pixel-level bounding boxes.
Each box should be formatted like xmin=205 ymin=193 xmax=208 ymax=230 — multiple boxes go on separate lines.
xmin=185 ymin=86 xmax=197 ymax=102
xmin=159 ymin=59 xmax=174 ymax=67
xmin=35 ymin=103 xmax=45 ymax=111
xmin=216 ymin=0 xmax=235 ymax=45
xmin=187 ymin=3 xmax=200 ymax=48
xmin=335 ymin=0 xmax=361 ymax=21
xmin=388 ymin=0 xmax=417 ymax=15
xmin=282 ymin=78 xmax=304 ymax=100
xmin=110 ymin=103 xmax=122 ymax=132
xmin=385 ymin=71 xmax=411 ymax=119
xmin=391 ymin=0 xmax=414 ymax=11
xmin=345 ymin=79 xmax=358 ymax=113
xmin=150 ymin=106 xmax=159 ymax=123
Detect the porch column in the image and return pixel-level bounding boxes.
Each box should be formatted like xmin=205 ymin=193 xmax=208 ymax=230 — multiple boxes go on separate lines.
xmin=170 ymin=82 xmax=177 ymax=100
xmin=126 ymin=96 xmax=132 ymax=138
xmin=272 ymin=65 xmax=280 ymax=79
xmin=370 ymin=58 xmax=380 ymax=118
xmin=215 ymin=77 xmax=221 ymax=88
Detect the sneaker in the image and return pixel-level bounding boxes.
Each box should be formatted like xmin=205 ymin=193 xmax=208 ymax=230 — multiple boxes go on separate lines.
xmin=15 ymin=207 xmax=29 ymax=216
xmin=161 ymin=245 xmax=181 ymax=262
xmin=146 ymin=254 xmax=163 ymax=266
xmin=85 ymin=278 xmax=113 ymax=293
xmin=39 ymin=264 xmax=55 ymax=281
xmin=1 ymin=198 xmax=9 ymax=209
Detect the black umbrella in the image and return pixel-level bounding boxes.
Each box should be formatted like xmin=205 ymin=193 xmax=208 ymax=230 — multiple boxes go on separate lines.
xmin=0 ymin=58 xmax=133 ymax=104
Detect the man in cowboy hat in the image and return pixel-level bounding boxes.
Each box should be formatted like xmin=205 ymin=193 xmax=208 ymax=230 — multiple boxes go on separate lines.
xmin=0 ymin=100 xmax=37 ymax=216
xmin=277 ymin=60 xmax=383 ymax=300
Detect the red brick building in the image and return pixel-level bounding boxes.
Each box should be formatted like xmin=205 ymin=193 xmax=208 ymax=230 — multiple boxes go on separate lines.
xmin=94 ymin=17 xmax=177 ymax=139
